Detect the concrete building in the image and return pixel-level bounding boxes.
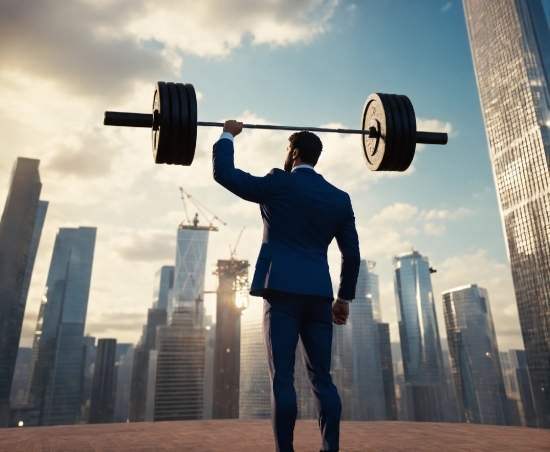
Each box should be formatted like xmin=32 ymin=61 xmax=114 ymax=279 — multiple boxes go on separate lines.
xmin=26 ymin=227 xmax=96 ymax=425
xmin=442 ymin=285 xmax=511 ymax=425
xmin=0 ymin=158 xmax=46 ymax=426
xmin=463 ymin=0 xmax=550 ymax=427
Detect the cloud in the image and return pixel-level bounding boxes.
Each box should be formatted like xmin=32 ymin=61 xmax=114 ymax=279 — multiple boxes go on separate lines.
xmin=0 ymin=0 xmax=338 ymax=102
xmin=112 ymin=230 xmax=176 ymax=262
xmin=441 ymin=2 xmax=452 ymax=12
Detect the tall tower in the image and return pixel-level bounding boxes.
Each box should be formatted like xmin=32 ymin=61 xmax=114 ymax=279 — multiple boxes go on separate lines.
xmin=212 ymin=259 xmax=249 ymax=419
xmin=239 ymin=298 xmax=270 ymax=419
xmin=442 ymin=285 xmax=511 ymax=425
xmin=26 ymin=227 xmax=96 ymax=425
xmin=393 ymin=250 xmax=447 ymax=422
xmin=152 ymin=266 xmax=174 ymax=310
xmin=346 ymin=259 xmax=386 ymax=420
xmin=0 ymin=158 xmax=46 ymax=426
xmin=463 ymin=0 xmax=550 ymax=427
xmin=89 ymin=338 xmax=117 ymax=424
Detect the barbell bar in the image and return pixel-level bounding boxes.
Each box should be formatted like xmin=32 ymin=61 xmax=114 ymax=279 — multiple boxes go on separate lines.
xmin=103 ymin=82 xmax=448 ymax=171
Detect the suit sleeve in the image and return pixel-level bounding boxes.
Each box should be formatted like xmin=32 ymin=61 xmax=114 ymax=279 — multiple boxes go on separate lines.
xmin=213 ymin=138 xmax=275 ymax=204
xmin=335 ymin=197 xmax=361 ymax=301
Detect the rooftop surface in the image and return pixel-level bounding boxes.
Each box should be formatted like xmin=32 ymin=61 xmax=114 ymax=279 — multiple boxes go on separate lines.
xmin=1 ymin=420 xmax=549 ymax=451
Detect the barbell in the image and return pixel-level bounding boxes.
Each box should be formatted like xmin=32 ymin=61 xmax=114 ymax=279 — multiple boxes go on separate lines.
xmin=103 ymin=81 xmax=448 ymax=171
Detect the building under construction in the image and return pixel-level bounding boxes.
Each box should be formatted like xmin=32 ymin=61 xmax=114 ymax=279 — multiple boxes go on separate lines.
xmin=212 ymin=258 xmax=249 ymax=419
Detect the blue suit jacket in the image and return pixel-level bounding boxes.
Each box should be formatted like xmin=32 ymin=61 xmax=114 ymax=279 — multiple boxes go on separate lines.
xmin=213 ymin=138 xmax=360 ymax=301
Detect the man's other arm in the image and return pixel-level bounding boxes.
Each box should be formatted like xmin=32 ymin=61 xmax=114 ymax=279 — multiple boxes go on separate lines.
xmin=213 ymin=137 xmax=274 ymax=204
xmin=335 ymin=198 xmax=361 ymax=301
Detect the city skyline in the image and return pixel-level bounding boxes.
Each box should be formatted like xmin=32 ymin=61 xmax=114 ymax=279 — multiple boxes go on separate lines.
xmin=4 ymin=0 xmax=550 ymax=379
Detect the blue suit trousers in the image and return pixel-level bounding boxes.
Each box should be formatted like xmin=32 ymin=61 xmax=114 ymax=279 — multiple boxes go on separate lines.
xmin=263 ymin=294 xmax=341 ymax=452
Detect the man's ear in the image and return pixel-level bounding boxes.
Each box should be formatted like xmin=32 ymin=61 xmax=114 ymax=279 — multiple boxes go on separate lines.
xmin=292 ymin=148 xmax=300 ymax=159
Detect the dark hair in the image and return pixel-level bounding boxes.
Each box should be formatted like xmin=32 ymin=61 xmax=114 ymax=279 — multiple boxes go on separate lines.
xmin=288 ymin=131 xmax=323 ymax=165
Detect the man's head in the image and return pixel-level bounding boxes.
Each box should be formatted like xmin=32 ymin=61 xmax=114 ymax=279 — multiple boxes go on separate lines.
xmin=284 ymin=131 xmax=323 ymax=172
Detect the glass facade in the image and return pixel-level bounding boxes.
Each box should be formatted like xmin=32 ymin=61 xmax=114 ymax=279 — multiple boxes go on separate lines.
xmin=442 ymin=285 xmax=510 ymax=425
xmin=152 ymin=266 xmax=174 ymax=310
xmin=26 ymin=227 xmax=97 ymax=425
xmin=393 ymin=250 xmax=447 ymax=422
xmin=463 ymin=0 xmax=550 ymax=428
xmin=509 ymin=349 xmax=538 ymax=427
xmin=239 ymin=299 xmax=270 ymax=419
xmin=169 ymin=226 xmax=210 ymax=322
xmin=89 ymin=338 xmax=117 ymax=424
xmin=154 ymin=308 xmax=206 ymax=421
xmin=0 ymin=158 xmax=43 ymax=427
xmin=347 ymin=260 xmax=386 ymax=420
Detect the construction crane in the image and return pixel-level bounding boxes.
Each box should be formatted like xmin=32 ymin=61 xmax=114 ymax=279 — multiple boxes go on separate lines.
xmin=230 ymin=227 xmax=246 ymax=260
xmin=179 ymin=186 xmax=226 ymax=230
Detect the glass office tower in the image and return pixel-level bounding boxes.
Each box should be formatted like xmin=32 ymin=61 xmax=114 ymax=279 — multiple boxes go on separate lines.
xmin=153 ymin=266 xmax=174 ymax=310
xmin=26 ymin=227 xmax=97 ymax=425
xmin=463 ymin=0 xmax=550 ymax=427
xmin=442 ymin=285 xmax=510 ymax=425
xmin=169 ymin=226 xmax=210 ymax=322
xmin=239 ymin=299 xmax=270 ymax=419
xmin=0 ymin=158 xmax=45 ymax=427
xmin=393 ymin=250 xmax=447 ymax=422
xmin=347 ymin=260 xmax=386 ymax=420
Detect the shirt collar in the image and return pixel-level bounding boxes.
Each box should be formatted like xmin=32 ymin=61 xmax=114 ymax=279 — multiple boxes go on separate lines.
xmin=292 ymin=164 xmax=316 ymax=172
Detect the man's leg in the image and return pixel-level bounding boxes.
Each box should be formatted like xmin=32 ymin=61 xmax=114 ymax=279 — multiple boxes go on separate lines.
xmin=299 ymin=298 xmax=341 ymax=452
xmin=263 ymin=296 xmax=303 ymax=452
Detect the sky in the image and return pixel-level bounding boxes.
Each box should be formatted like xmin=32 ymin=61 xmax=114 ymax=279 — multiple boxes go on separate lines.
xmin=2 ymin=0 xmax=542 ymax=352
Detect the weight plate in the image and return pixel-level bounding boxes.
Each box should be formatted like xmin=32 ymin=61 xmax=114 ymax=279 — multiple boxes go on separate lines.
xmin=397 ymin=94 xmax=416 ymax=171
xmin=389 ymin=94 xmax=411 ymax=172
xmin=361 ymin=93 xmax=390 ymax=171
xmin=184 ymin=83 xmax=198 ymax=166
xmin=166 ymin=82 xmax=181 ymax=165
xmin=175 ymin=83 xmax=189 ymax=165
xmin=381 ymin=93 xmax=402 ymax=171
xmin=152 ymin=82 xmax=171 ymax=164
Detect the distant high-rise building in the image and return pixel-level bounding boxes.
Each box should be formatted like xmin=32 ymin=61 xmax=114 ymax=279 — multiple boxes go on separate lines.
xmin=113 ymin=344 xmax=134 ymax=423
xmin=378 ymin=323 xmax=398 ymax=421
xmin=509 ymin=349 xmax=538 ymax=428
xmin=26 ymin=227 xmax=97 ymax=425
xmin=89 ymin=339 xmax=117 ymax=424
xmin=441 ymin=349 xmax=460 ymax=423
xmin=463 ymin=0 xmax=550 ymax=428
xmin=500 ymin=351 xmax=523 ymax=426
xmin=331 ymin=323 xmax=354 ymax=420
xmin=79 ymin=336 xmax=96 ymax=422
xmin=9 ymin=347 xmax=32 ymax=408
xmin=168 ymin=225 xmax=211 ymax=321
xmin=145 ymin=350 xmax=157 ymax=422
xmin=239 ymin=299 xmax=270 ymax=419
xmin=442 ymin=285 xmax=511 ymax=425
xmin=393 ymin=250 xmax=447 ymax=422
xmin=154 ymin=307 xmax=206 ymax=421
xmin=153 ymin=266 xmax=174 ymax=310
xmin=0 ymin=158 xmax=45 ymax=426
xmin=128 ymin=308 xmax=166 ymax=422
xmin=212 ymin=259 xmax=249 ymax=419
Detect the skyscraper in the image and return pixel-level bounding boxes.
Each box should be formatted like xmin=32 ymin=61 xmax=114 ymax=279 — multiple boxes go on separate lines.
xmin=350 ymin=260 xmax=386 ymax=421
xmin=168 ymin=225 xmax=211 ymax=322
xmin=442 ymin=285 xmax=511 ymax=425
xmin=239 ymin=299 xmax=270 ymax=419
xmin=26 ymin=227 xmax=97 ymax=425
xmin=393 ymin=250 xmax=447 ymax=422
xmin=89 ymin=339 xmax=117 ymax=424
xmin=113 ymin=344 xmax=134 ymax=423
xmin=153 ymin=266 xmax=174 ymax=310
xmin=212 ymin=259 xmax=249 ymax=419
xmin=154 ymin=307 xmax=206 ymax=421
xmin=0 ymin=158 xmax=45 ymax=426
xmin=509 ymin=349 xmax=538 ymax=427
xmin=378 ymin=323 xmax=398 ymax=421
xmin=463 ymin=0 xmax=550 ymax=427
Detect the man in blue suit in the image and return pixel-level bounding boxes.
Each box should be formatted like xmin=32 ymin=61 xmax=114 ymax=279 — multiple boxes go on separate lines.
xmin=213 ymin=120 xmax=360 ymax=452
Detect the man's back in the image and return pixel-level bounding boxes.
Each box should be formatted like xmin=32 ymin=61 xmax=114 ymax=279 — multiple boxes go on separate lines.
xmin=213 ymin=138 xmax=359 ymax=301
